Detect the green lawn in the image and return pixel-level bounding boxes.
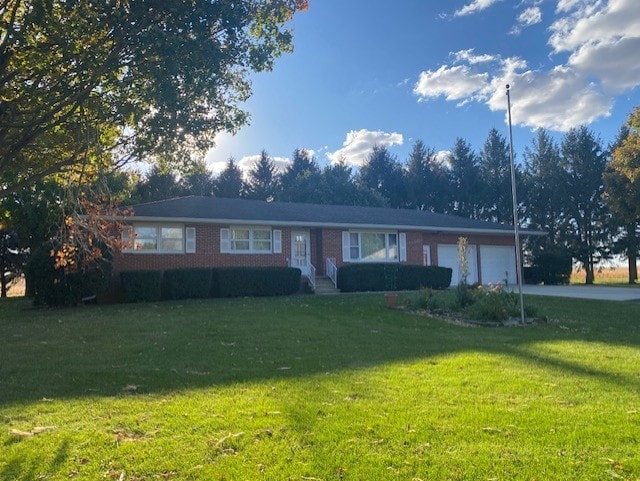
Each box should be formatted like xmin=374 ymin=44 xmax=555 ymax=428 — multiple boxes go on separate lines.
xmin=1 ymin=294 xmax=639 ymax=480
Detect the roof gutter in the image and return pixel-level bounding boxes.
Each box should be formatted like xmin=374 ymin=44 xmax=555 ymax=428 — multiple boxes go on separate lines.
xmin=107 ymin=215 xmax=546 ymax=236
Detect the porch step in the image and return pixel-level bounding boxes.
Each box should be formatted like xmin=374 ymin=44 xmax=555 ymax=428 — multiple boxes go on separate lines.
xmin=314 ymin=276 xmax=339 ymax=295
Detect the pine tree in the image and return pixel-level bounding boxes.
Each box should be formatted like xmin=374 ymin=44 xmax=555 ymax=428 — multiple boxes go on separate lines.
xmin=214 ymin=158 xmax=245 ymax=199
xmin=478 ymin=128 xmax=514 ymax=224
xmin=278 ymin=149 xmax=322 ymax=203
xmin=446 ymin=138 xmax=481 ymax=218
xmin=245 ymin=150 xmax=280 ymax=201
xmin=357 ymin=146 xmax=406 ymax=208
xmin=560 ymin=126 xmax=609 ymax=284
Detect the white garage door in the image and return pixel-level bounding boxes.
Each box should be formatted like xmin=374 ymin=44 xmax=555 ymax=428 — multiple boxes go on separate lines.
xmin=480 ymin=246 xmax=516 ymax=286
xmin=437 ymin=244 xmax=478 ymax=285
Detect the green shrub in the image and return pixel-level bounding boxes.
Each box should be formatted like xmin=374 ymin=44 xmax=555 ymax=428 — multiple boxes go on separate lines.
xmin=337 ymin=264 xmax=452 ymax=292
xmin=212 ymin=267 xmax=300 ymax=297
xmin=420 ymin=288 xmax=453 ymax=312
xmin=454 ymin=283 xmax=474 ymax=309
xmin=527 ymin=247 xmax=572 ymax=285
xmin=26 ymin=242 xmax=111 ymax=307
xmin=164 ymin=268 xmax=213 ymax=300
xmin=120 ymin=270 xmax=163 ymax=302
xmin=424 ymin=266 xmax=453 ymax=290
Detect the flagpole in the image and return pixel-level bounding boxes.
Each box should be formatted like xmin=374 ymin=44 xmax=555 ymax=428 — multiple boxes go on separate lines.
xmin=506 ymin=84 xmax=526 ymax=324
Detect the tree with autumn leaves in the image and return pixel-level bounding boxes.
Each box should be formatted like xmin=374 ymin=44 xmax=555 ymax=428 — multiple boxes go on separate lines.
xmin=603 ymin=107 xmax=640 ymax=284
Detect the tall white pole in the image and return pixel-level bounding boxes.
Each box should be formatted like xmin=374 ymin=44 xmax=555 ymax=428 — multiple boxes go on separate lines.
xmin=506 ymin=84 xmax=526 ymax=324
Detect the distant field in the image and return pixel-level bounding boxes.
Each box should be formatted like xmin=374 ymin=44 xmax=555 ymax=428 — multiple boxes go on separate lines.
xmin=572 ymin=265 xmax=639 ymax=285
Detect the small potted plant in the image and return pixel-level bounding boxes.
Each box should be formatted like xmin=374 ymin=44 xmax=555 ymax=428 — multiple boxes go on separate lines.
xmin=384 ymin=292 xmax=398 ymax=308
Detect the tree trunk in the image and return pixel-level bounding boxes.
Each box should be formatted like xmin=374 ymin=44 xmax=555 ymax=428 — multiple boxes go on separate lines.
xmin=585 ymin=258 xmax=595 ymax=285
xmin=628 ymin=224 xmax=638 ymax=284
xmin=0 ymin=272 xmax=7 ymax=298
xmin=630 ymin=254 xmax=638 ymax=284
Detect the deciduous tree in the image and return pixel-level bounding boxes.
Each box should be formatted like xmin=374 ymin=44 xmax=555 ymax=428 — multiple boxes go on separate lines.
xmin=603 ymin=109 xmax=640 ymax=283
xmin=0 ymin=0 xmax=307 ymax=197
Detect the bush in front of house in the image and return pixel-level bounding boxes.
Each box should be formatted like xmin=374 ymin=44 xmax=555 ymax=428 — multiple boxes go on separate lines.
xmin=164 ymin=268 xmax=213 ymax=300
xmin=212 ymin=267 xmax=301 ymax=297
xmin=337 ymin=264 xmax=452 ymax=292
xmin=120 ymin=270 xmax=163 ymax=302
xmin=26 ymin=242 xmax=112 ymax=307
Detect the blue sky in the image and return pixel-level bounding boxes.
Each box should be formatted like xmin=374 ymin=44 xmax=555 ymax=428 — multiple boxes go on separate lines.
xmin=205 ymin=0 xmax=640 ymax=174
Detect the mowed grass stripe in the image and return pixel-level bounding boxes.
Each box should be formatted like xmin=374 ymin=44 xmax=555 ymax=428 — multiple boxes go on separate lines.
xmin=1 ymin=294 xmax=639 ymax=480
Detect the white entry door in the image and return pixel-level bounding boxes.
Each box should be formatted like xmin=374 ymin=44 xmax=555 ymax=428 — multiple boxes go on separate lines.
xmin=291 ymin=230 xmax=310 ymax=276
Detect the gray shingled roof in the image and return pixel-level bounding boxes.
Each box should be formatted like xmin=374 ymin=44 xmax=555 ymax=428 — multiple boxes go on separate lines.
xmin=128 ymin=196 xmax=541 ymax=235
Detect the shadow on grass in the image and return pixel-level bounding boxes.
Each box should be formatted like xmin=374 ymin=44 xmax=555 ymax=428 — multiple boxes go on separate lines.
xmin=1 ymin=294 xmax=639 ymax=406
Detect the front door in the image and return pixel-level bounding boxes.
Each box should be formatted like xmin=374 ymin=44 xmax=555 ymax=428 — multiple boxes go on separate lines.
xmin=291 ymin=230 xmax=310 ymax=276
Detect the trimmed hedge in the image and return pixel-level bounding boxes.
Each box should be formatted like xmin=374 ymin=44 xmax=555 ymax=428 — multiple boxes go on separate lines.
xmin=525 ymin=247 xmax=572 ymax=285
xmin=212 ymin=267 xmax=301 ymax=297
xmin=337 ymin=263 xmax=452 ymax=292
xmin=164 ymin=268 xmax=213 ymax=300
xmin=120 ymin=270 xmax=163 ymax=302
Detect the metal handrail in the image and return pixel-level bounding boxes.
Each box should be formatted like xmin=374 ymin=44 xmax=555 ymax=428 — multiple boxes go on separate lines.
xmin=308 ymin=263 xmax=316 ymax=290
xmin=325 ymin=257 xmax=338 ymax=288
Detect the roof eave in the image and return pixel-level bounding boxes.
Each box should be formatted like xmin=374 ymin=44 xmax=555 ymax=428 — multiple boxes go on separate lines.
xmin=114 ymin=215 xmax=544 ymax=236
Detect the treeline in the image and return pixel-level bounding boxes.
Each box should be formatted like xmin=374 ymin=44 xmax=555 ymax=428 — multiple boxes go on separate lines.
xmin=2 ymin=111 xmax=639 ymax=290
xmin=123 ymin=122 xmax=638 ymax=285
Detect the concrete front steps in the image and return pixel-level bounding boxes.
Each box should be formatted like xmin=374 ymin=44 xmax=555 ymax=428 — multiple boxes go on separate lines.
xmin=314 ymin=276 xmax=339 ymax=295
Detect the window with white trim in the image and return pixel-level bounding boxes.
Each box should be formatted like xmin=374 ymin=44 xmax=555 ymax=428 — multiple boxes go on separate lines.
xmin=344 ymin=231 xmax=399 ymax=262
xmin=123 ymin=224 xmax=187 ymax=253
xmin=223 ymin=227 xmax=274 ymax=253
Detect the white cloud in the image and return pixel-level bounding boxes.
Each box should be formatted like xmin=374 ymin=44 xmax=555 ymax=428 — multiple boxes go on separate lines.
xmin=435 ymin=150 xmax=452 ymax=168
xmin=568 ymin=36 xmax=640 ymax=94
xmin=417 ymin=0 xmax=640 ymax=132
xmin=327 ymin=129 xmax=404 ymax=167
xmin=237 ymin=154 xmax=291 ymax=175
xmin=549 ymin=0 xmax=640 ymax=53
xmin=414 ymin=65 xmax=489 ymax=102
xmin=453 ymin=49 xmax=498 ymax=64
xmin=454 ymin=0 xmax=504 ymax=17
xmin=518 ymin=6 xmax=542 ymax=26
xmin=486 ymin=64 xmax=612 ymax=131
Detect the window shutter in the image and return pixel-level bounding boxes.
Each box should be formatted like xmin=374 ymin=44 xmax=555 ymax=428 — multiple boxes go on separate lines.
xmin=342 ymin=231 xmax=350 ymax=262
xmin=273 ymin=229 xmax=282 ymax=253
xmin=121 ymin=225 xmax=134 ymax=251
xmin=399 ymin=233 xmax=407 ymax=262
xmin=185 ymin=227 xmax=196 ymax=253
xmin=220 ymin=228 xmax=230 ymax=253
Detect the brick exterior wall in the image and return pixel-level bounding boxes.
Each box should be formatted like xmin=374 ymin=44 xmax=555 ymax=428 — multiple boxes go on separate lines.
xmin=112 ymin=224 xmax=293 ymax=276
xmin=112 ymin=222 xmax=518 ymax=284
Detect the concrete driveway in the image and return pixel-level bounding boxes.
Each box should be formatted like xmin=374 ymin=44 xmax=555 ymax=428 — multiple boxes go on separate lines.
xmin=507 ymin=284 xmax=640 ymax=301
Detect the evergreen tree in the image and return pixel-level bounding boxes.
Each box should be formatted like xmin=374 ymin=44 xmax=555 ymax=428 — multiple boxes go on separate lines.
xmin=135 ymin=166 xmax=182 ymax=203
xmin=320 ymin=160 xmax=385 ymax=206
xmin=278 ymin=149 xmax=323 ymax=203
xmin=405 ymin=140 xmax=448 ymax=212
xmin=446 ymin=138 xmax=481 ymax=218
xmin=523 ymin=129 xmax=568 ymax=246
xmin=246 ymin=150 xmax=281 ymax=201
xmin=357 ymin=146 xmax=406 ymax=208
xmin=560 ymin=126 xmax=609 ymax=284
xmin=478 ymin=128 xmax=514 ymax=224
xmin=213 ymin=158 xmax=245 ymax=199
xmin=181 ymin=160 xmax=215 ymax=197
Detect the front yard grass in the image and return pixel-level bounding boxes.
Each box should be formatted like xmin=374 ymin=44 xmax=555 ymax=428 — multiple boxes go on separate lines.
xmin=1 ymin=294 xmax=639 ymax=480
